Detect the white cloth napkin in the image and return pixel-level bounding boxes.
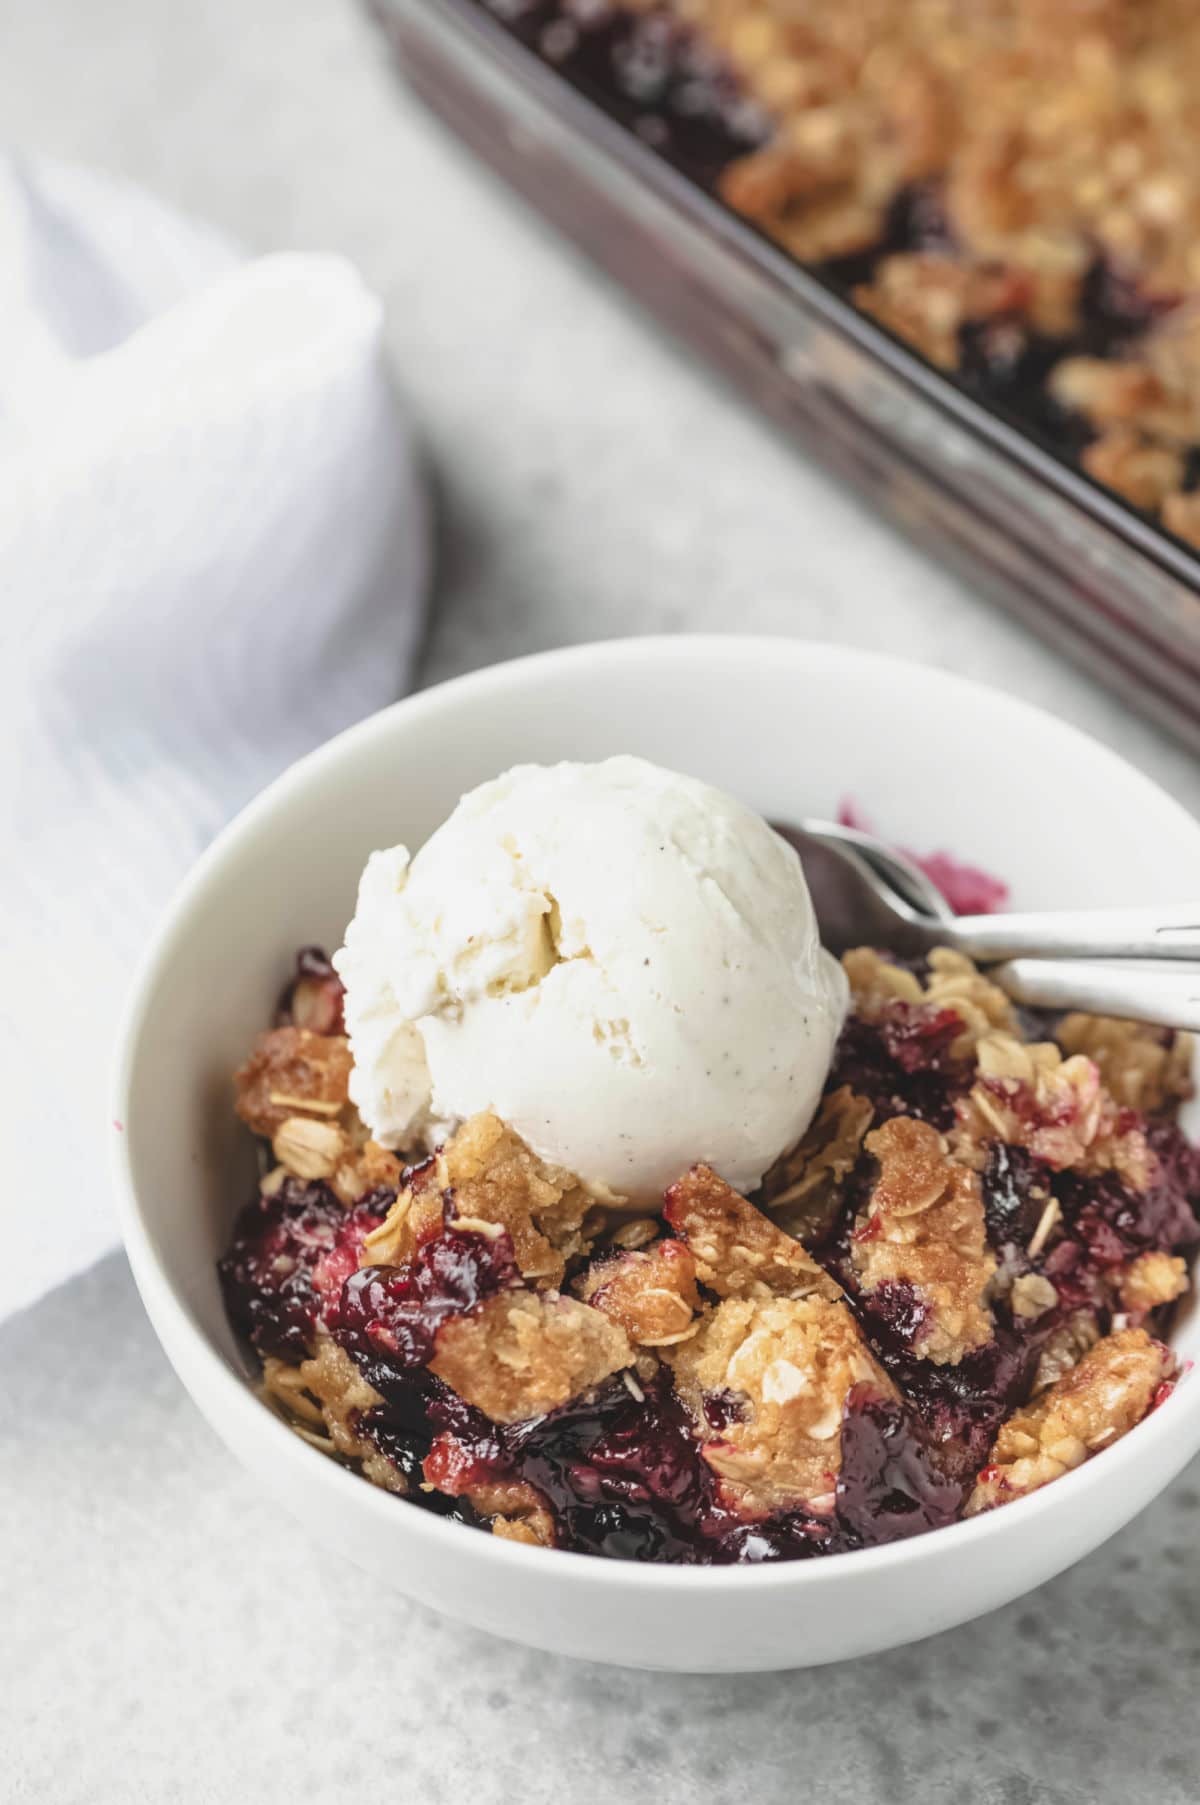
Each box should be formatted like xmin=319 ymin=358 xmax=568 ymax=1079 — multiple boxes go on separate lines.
xmin=0 ymin=159 xmax=430 ymax=1323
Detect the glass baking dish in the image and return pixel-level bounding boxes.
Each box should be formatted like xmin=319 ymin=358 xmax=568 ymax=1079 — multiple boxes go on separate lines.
xmin=369 ymin=0 xmax=1200 ymax=750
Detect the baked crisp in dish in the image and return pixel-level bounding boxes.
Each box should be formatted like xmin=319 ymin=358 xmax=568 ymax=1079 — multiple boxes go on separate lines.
xmin=219 ymin=942 xmax=1197 ymax=1562
xmin=477 ymin=0 xmax=1200 ymax=550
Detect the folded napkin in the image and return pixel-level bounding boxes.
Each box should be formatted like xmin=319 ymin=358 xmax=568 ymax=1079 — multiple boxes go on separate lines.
xmin=0 ymin=159 xmax=430 ymax=1323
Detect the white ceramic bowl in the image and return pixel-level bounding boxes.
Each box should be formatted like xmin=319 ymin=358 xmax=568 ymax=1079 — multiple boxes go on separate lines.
xmin=112 ymin=637 xmax=1200 ymax=1672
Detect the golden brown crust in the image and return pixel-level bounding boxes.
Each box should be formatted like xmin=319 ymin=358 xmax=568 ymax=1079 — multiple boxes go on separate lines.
xmin=440 ymin=1113 xmax=595 ymax=1287
xmin=951 ymin=1034 xmax=1150 ymax=1185
xmin=709 ymin=1 xmax=1200 ymax=299
xmin=1049 ymin=357 xmax=1180 ymax=438
xmin=853 ymin=1117 xmax=995 ymax=1364
xmin=842 ymin=946 xmax=1016 ymax=1060
xmin=254 ymin=1090 xmax=402 ymax=1201
xmin=1008 ymin=1272 xmax=1059 ymax=1322
xmin=356 ymin=1113 xmax=597 ymax=1287
xmin=666 ymin=1295 xmax=892 ymax=1518
xmin=966 ymin=1328 xmax=1170 ymax=1514
xmin=1055 ymin=1015 xmax=1193 ymax=1115
xmin=853 ymin=253 xmax=1033 ymax=371
xmin=1163 ymin=489 xmax=1200 ymax=550
xmin=1080 ymin=429 xmax=1186 ymax=513
xmin=359 ymin=1153 xmax=447 ymax=1268
xmin=578 ymin=1240 xmax=702 ymax=1348
xmin=429 ymin=1291 xmax=634 ymax=1425
xmin=1049 ymin=313 xmax=1200 ymax=532
xmin=234 ymin=932 xmax=1197 ymax=1542
xmin=841 ymin=946 xmax=927 ymax=1016
xmin=330 ymin=1137 xmax=404 ymax=1206
xmin=490 ymin=1504 xmax=557 ymax=1547
xmin=270 ymin=1114 xmax=350 ymax=1183
xmin=694 ymin=0 xmax=1200 ymax=536
xmin=1119 ymin=1250 xmax=1188 ymax=1316
xmin=234 ymin=1027 xmax=353 ymax=1139
xmin=663 ymin=1165 xmax=842 ymax=1303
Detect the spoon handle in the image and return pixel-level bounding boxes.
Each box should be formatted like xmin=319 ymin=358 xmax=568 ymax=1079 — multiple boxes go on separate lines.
xmin=947 ymin=903 xmax=1200 ymax=964
xmin=994 ymin=959 xmax=1200 ymax=1031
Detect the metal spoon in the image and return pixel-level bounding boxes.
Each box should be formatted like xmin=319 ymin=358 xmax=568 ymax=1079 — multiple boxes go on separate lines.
xmin=773 ymin=820 xmax=1200 ymax=1032
xmin=798 ymin=820 xmax=954 ymax=924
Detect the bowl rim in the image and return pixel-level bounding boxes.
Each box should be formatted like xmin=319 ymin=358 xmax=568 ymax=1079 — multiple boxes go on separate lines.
xmin=111 ymin=633 xmax=1200 ymax=1595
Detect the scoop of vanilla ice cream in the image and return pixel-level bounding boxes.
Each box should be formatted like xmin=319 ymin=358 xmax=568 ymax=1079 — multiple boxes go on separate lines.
xmin=333 ymin=757 xmax=847 ymax=1204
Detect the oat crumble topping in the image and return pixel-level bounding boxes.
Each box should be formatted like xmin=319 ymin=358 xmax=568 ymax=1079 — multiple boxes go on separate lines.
xmin=966 ymin=1328 xmax=1173 ymax=1514
xmin=1055 ymin=1011 xmax=1195 ymax=1114
xmin=234 ymin=1026 xmax=353 ymax=1139
xmin=578 ymin=1239 xmax=703 ymax=1345
xmin=851 ymin=1116 xmax=996 ymax=1364
xmin=664 ymin=1162 xmax=843 ymax=1301
xmin=705 ymin=0 xmax=1200 ymax=543
xmin=952 ymin=1032 xmax=1150 ymax=1183
xmin=666 ymin=1293 xmax=890 ymax=1517
xmin=219 ymin=943 xmax=1197 ymax=1562
xmin=483 ymin=0 xmax=1200 ymax=548
xmin=430 ymin=1290 xmax=635 ymax=1424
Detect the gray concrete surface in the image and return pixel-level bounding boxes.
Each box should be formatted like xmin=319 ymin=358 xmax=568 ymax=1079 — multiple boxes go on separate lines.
xmin=4 ymin=1 xmax=1200 ymax=1798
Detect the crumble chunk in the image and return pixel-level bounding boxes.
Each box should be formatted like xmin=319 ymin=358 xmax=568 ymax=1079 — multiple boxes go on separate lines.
xmin=1163 ymin=490 xmax=1200 ymax=551
xmin=224 ymin=929 xmax=1200 ymax=1562
xmin=359 ymin=1152 xmax=447 ymax=1268
xmin=575 ymin=0 xmax=1200 ymax=540
xmin=604 ymin=1215 xmax=662 ymax=1252
xmin=1049 ymin=357 xmax=1184 ymax=441
xmin=1009 ymin=1272 xmax=1059 ymax=1322
xmin=263 ymin=1334 xmax=405 ymax=1495
xmin=1044 ymin=312 xmax=1200 ymax=536
xmin=359 ymin=1113 xmax=595 ymax=1287
xmin=842 ymin=946 xmax=926 ymax=1015
xmin=1119 ymin=1250 xmax=1188 ymax=1317
xmin=234 ymin=1027 xmax=353 ymax=1139
xmin=1055 ymin=1015 xmax=1193 ymax=1115
xmin=704 ymin=2 xmax=1200 ymax=306
xmin=721 ymin=141 xmax=891 ymax=264
xmin=966 ymin=1328 xmax=1171 ymax=1515
xmin=492 ymin=1514 xmax=555 ymax=1548
xmin=952 ymin=1034 xmax=1150 ymax=1185
xmin=903 ymin=949 xmax=1019 ymax=1055
xmin=1081 ymin=429 xmax=1186 ymax=514
xmin=667 ymin=1294 xmax=891 ymax=1518
xmin=763 ymin=1085 xmax=874 ymax=1241
xmin=331 ymin=1136 xmax=404 ymax=1207
xmin=663 ymin=1164 xmax=842 ymax=1303
xmin=853 ymin=1116 xmax=995 ymax=1363
xmin=438 ymin=1113 xmax=595 ymax=1285
xmin=272 ymin=1114 xmax=350 ymax=1183
xmin=422 ymin=1437 xmax=556 ymax=1547
xmin=843 ymin=946 xmax=1016 ymax=1060
xmin=1050 ymin=314 xmax=1200 ymax=478
xmin=853 ymin=253 xmax=1036 ymax=371
xmin=578 ymin=1240 xmax=702 ymax=1347
xmin=429 ymin=1291 xmax=633 ymax=1424
xmin=260 ymin=1103 xmax=401 ymax=1201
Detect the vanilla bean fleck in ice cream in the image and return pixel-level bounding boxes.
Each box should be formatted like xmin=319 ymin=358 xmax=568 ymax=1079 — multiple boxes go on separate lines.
xmin=333 ymin=757 xmax=847 ymax=1203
